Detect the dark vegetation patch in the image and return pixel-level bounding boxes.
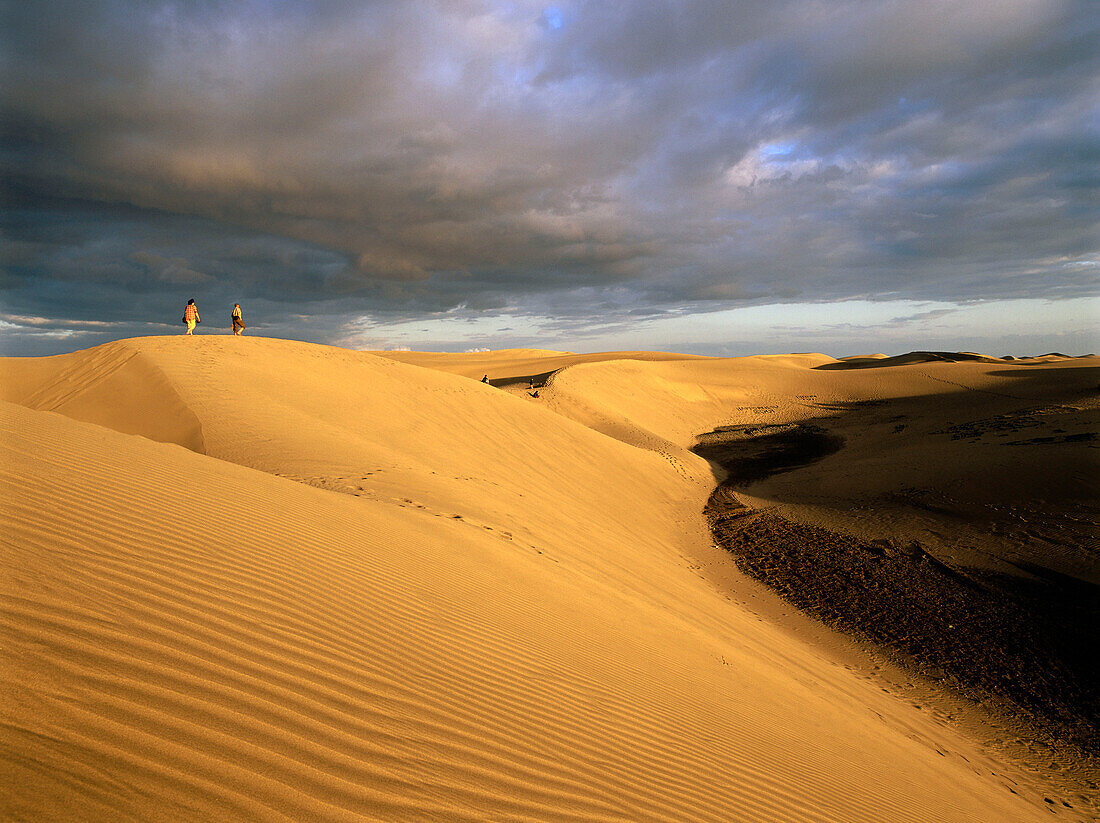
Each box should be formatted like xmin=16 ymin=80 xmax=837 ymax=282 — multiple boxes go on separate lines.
xmin=692 ymin=426 xmax=1100 ymax=756
xmin=932 ymin=405 xmax=1083 ymax=441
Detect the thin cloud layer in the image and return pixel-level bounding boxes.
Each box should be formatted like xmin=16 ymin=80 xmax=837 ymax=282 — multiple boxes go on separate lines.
xmin=2 ymin=0 xmax=1097 ymax=352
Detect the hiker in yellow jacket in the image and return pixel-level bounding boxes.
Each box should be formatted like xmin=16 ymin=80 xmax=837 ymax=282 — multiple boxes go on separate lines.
xmin=183 ymin=299 xmax=200 ymax=335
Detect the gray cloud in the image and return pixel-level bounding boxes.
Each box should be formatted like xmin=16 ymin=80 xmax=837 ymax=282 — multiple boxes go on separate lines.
xmin=2 ymin=0 xmax=1097 ymax=352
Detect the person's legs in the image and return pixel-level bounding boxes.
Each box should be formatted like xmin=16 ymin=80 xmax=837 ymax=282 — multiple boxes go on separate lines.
xmin=186 ymin=319 xmax=196 ymax=335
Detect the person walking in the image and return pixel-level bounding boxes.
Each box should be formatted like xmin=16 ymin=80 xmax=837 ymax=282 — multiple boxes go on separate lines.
xmin=231 ymin=303 xmax=246 ymax=335
xmin=183 ymin=299 xmax=201 ymax=335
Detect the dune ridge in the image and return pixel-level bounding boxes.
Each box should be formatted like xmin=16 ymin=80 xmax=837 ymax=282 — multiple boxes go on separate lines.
xmin=3 ymin=336 xmax=1093 ymax=821
xmin=2 ymin=339 xmax=207 ymax=453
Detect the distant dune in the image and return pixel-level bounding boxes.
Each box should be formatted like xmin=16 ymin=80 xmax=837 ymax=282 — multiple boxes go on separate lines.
xmin=820 ymin=351 xmax=1008 ymax=369
xmin=2 ymin=336 xmax=1097 ymax=821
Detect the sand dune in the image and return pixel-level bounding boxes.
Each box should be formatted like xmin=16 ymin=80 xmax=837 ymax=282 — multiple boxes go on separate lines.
xmin=818 ymin=351 xmax=1008 ymax=369
xmin=377 ymin=348 xmax=710 ymax=383
xmin=537 ymin=352 xmax=1099 ymax=758
xmin=2 ymin=336 xmax=1094 ymax=821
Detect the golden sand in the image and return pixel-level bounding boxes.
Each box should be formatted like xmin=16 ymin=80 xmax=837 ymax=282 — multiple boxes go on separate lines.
xmin=2 ymin=336 xmax=1096 ymax=821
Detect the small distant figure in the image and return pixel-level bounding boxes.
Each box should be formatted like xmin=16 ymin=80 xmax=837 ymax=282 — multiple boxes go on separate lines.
xmin=183 ymin=299 xmax=201 ymax=335
xmin=481 ymin=374 xmax=489 ymax=383
xmin=232 ymin=303 xmax=246 ymax=335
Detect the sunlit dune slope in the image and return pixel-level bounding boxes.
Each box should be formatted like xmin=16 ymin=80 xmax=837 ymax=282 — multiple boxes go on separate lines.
xmin=535 ymin=353 xmax=838 ymax=448
xmin=2 ymin=336 xmax=715 ymax=591
xmin=0 ymin=337 xmax=1071 ymax=821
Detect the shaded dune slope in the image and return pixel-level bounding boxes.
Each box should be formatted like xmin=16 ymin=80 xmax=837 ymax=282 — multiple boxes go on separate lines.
xmin=817 ymin=351 xmax=1007 ymax=369
xmin=0 ymin=338 xmax=1084 ymax=821
xmin=1 ymin=340 xmax=205 ymax=452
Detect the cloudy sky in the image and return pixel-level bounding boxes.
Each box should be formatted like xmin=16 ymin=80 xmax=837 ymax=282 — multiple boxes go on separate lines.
xmin=2 ymin=0 xmax=1097 ymax=356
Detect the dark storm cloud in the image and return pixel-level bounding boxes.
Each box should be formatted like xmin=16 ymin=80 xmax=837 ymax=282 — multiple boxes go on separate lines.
xmin=1 ymin=0 xmax=1096 ymax=351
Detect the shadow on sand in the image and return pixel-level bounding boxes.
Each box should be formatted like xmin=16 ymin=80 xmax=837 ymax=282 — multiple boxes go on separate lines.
xmin=692 ymin=420 xmax=1100 ymax=757
xmin=485 ymin=370 xmax=559 ymax=390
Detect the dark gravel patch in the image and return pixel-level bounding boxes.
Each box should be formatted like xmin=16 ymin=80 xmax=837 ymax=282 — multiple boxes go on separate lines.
xmin=693 ymin=426 xmax=1100 ymax=755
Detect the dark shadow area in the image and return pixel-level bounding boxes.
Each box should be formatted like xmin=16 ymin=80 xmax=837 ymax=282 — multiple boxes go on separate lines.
xmin=485 ymin=369 xmax=558 ymax=389
xmin=692 ymin=424 xmax=1100 ymax=755
xmin=815 ymin=351 xmax=1004 ymax=370
xmin=985 ymin=365 xmax=1100 ymax=380
xmin=693 ymin=424 xmax=844 ymax=485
